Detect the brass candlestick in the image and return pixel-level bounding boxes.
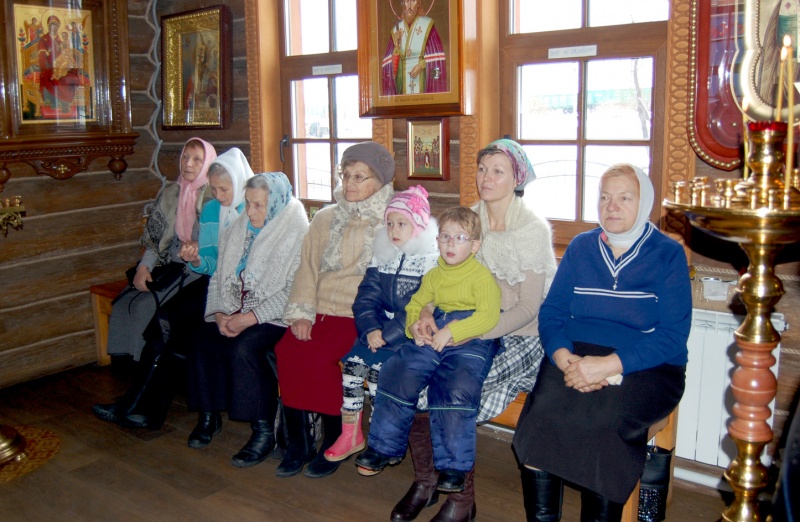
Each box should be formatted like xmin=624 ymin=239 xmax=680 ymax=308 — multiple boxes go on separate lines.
xmin=664 ymin=120 xmax=800 ymax=522
xmin=0 ymin=197 xmax=28 ymax=460
xmin=0 ymin=425 xmax=26 ymax=466
xmin=0 ymin=195 xmax=25 ymax=236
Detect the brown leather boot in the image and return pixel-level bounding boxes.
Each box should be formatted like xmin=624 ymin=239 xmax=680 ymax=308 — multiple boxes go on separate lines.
xmin=390 ymin=413 xmax=440 ymax=521
xmin=430 ymin=468 xmax=476 ymax=522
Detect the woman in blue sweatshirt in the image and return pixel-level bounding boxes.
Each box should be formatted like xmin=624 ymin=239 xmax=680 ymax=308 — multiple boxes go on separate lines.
xmin=512 ymin=163 xmax=691 ymax=521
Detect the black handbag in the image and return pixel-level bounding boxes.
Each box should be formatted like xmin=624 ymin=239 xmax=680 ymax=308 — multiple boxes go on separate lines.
xmin=126 ymin=262 xmax=187 ymax=292
xmin=638 ymin=445 xmax=673 ymax=522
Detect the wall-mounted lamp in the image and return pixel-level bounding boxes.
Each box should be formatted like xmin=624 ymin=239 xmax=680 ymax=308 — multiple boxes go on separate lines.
xmin=0 ymin=196 xmax=25 ymax=236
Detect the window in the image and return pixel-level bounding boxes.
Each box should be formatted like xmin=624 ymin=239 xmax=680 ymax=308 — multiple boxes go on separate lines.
xmin=502 ymin=1 xmax=668 ymax=246
xmin=511 ymin=0 xmax=668 ymax=33
xmin=281 ymin=0 xmax=371 ymax=203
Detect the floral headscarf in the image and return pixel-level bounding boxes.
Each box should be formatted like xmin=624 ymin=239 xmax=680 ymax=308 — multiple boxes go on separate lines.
xmin=256 ymin=172 xmax=295 ymax=228
xmin=481 ymin=139 xmax=536 ymax=192
xmin=175 ymin=137 xmax=216 ymax=242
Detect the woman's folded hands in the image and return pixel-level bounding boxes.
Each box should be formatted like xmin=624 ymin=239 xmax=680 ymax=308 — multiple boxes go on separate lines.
xmin=553 ymin=348 xmax=623 ymax=393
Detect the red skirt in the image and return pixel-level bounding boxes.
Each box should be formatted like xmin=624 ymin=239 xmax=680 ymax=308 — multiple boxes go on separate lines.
xmin=275 ymin=314 xmax=357 ymax=416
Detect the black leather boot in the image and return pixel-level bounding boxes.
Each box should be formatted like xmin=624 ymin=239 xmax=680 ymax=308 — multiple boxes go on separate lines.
xmin=93 ymin=343 xmax=164 ymax=429
xmin=304 ymin=413 xmax=343 ymax=478
xmin=276 ymin=407 xmax=316 ymax=477
xmin=137 ymin=347 xmax=183 ymax=429
xmin=355 ymin=447 xmax=404 ymax=475
xmin=93 ymin=337 xmax=180 ymax=430
xmin=580 ymin=488 xmax=623 ymax=522
xmin=187 ymin=412 xmax=222 ymax=448
xmin=437 ymin=469 xmax=466 ymax=493
xmin=430 ymin=468 xmax=476 ymax=522
xmin=391 ymin=413 xmax=439 ymax=521
xmin=92 ymin=400 xmax=145 ymax=428
xmin=520 ymin=466 xmax=563 ymax=522
xmin=231 ymin=420 xmax=275 ymax=468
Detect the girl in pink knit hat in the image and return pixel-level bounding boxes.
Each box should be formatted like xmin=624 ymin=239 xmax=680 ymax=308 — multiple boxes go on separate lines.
xmin=324 ymin=185 xmax=439 ymax=462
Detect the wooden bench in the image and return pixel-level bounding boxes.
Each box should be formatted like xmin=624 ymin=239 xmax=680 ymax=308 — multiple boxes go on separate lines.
xmin=89 ymin=280 xmax=129 ymax=366
xmin=489 ymin=392 xmax=678 ymax=521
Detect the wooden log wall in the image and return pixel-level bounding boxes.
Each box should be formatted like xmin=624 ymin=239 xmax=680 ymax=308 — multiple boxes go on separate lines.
xmin=0 ymin=0 xmax=249 ymax=388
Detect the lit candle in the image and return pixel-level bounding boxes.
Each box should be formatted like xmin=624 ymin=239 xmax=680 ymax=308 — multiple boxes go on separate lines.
xmin=742 ymin=97 xmax=750 ymax=179
xmin=777 ymin=45 xmax=788 ymax=121
xmin=786 ymin=36 xmax=795 ymax=192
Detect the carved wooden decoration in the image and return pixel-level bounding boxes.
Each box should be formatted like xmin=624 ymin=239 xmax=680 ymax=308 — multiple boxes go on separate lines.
xmin=0 ymin=0 xmax=138 ymax=192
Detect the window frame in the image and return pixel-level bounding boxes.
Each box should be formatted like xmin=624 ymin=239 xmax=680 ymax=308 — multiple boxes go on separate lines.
xmin=278 ymin=1 xmax=362 ymax=206
xmin=499 ymin=10 xmax=668 ymax=248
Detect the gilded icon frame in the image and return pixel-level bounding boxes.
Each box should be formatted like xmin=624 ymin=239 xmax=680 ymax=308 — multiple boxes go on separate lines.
xmin=407 ymin=117 xmax=449 ymax=180
xmin=357 ymin=0 xmax=475 ymax=118
xmin=161 ymin=5 xmax=231 ymax=130
xmin=0 ymin=0 xmax=138 ymax=190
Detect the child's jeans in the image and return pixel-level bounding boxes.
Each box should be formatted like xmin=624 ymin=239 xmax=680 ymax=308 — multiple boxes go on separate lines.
xmin=367 ymin=308 xmax=498 ymax=472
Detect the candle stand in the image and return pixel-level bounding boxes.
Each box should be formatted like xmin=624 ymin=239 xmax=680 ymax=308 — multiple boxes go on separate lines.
xmin=664 ymin=121 xmax=800 ymax=522
xmin=0 ymin=425 xmax=26 ymax=467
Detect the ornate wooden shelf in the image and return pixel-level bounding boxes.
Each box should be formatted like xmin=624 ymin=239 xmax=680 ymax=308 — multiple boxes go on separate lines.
xmin=0 ymin=0 xmax=138 ymax=192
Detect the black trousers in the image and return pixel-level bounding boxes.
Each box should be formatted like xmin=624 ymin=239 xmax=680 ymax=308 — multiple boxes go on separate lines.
xmin=187 ymin=319 xmax=285 ymax=422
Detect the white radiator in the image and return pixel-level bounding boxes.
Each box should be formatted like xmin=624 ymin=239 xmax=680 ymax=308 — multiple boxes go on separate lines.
xmin=675 ymin=309 xmax=785 ymax=468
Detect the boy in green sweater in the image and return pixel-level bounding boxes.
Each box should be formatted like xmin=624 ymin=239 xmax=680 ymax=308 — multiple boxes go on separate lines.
xmin=356 ymin=206 xmax=501 ymax=494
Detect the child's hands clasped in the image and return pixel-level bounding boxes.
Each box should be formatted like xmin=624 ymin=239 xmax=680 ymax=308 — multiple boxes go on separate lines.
xmin=430 ymin=327 xmax=453 ymax=352
xmin=367 ymin=330 xmax=385 ymax=352
xmin=411 ymin=318 xmax=434 ymax=346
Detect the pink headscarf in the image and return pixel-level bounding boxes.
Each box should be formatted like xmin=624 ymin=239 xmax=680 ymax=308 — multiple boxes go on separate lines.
xmin=175 ymin=137 xmax=216 ymax=242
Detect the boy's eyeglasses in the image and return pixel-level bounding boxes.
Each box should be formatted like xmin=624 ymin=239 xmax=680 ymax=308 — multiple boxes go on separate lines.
xmin=436 ymin=233 xmax=472 ymax=245
xmin=337 ymin=171 xmax=374 ymax=184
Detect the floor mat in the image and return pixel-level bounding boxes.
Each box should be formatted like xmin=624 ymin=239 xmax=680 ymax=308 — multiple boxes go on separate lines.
xmin=0 ymin=425 xmax=61 ymax=483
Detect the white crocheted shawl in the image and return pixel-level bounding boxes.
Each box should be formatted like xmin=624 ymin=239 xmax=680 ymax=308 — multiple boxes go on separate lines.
xmin=474 ymin=197 xmax=557 ymax=292
xmin=206 ymin=198 xmax=309 ymax=324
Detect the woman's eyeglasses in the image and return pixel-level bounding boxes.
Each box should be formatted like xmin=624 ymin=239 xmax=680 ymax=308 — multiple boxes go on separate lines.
xmin=337 ymin=171 xmax=374 ymax=184
xmin=436 ymin=233 xmax=472 ymax=245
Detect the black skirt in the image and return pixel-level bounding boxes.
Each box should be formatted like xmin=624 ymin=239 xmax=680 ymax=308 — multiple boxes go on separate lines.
xmin=511 ymin=342 xmax=685 ymax=504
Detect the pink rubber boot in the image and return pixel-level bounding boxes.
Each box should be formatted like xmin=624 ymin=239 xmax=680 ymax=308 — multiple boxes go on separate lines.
xmin=323 ymin=409 xmax=365 ymax=462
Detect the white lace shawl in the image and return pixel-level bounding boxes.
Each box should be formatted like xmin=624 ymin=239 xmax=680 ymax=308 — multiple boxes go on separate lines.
xmin=474 ymin=197 xmax=557 ymax=292
xmin=205 ymin=198 xmax=309 ymax=325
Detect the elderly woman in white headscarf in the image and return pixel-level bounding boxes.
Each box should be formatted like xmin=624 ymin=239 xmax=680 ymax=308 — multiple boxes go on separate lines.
xmin=512 ymin=163 xmax=692 ymax=522
xmin=180 ymin=147 xmax=254 ymax=274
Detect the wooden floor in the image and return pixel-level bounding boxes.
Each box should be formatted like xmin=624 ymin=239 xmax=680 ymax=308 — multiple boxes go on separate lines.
xmin=0 ymin=365 xmax=730 ymax=521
